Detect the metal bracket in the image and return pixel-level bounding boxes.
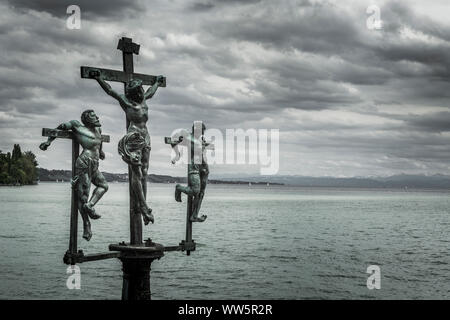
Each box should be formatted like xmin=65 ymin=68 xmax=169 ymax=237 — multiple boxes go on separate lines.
xmin=63 ymin=250 xmax=120 ymax=265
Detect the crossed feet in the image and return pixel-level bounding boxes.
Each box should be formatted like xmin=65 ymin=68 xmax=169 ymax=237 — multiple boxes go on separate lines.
xmin=82 ymin=220 xmax=92 ymax=241
xmin=142 ymin=207 xmax=154 ymax=225
xmin=81 ymin=203 xmax=100 ymax=241
xmin=83 ymin=203 xmax=101 ymax=220
xmin=175 ymin=184 xmax=182 ymax=202
xmin=175 ymin=185 xmax=207 ymax=222
xmin=190 ymin=214 xmax=207 ymax=222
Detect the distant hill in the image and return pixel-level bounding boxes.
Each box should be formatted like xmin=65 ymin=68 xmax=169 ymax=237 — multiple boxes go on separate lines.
xmin=38 ymin=168 xmax=184 ymax=183
xmin=219 ymin=174 xmax=450 ymax=189
xmin=38 ymin=168 xmax=450 ymax=189
xmin=37 ymin=168 xmax=282 ymax=185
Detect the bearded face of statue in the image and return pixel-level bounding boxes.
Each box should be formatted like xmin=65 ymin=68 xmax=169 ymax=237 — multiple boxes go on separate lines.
xmin=81 ymin=110 xmax=101 ymax=128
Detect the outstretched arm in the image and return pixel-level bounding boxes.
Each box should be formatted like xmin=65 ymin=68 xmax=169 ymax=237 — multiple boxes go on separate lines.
xmin=202 ymin=137 xmax=215 ymax=151
xmin=90 ymin=70 xmax=126 ymax=105
xmin=39 ymin=121 xmax=81 ymax=151
xmin=171 ymin=144 xmax=182 ymax=164
xmin=57 ymin=120 xmax=81 ymax=131
xmin=144 ymin=75 xmax=164 ymax=100
xmin=166 ymin=128 xmax=189 ymax=164
xmin=98 ymin=128 xmax=105 ymax=160
xmin=39 ymin=136 xmax=56 ymax=151
xmin=96 ymin=77 xmax=123 ymax=101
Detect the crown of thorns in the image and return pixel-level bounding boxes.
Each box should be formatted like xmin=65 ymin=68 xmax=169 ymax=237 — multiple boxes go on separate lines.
xmin=126 ymin=79 xmax=143 ymax=93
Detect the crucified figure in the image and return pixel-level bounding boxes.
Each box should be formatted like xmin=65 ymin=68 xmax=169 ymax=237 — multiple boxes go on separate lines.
xmin=39 ymin=110 xmax=109 ymax=241
xmin=91 ymin=69 xmax=163 ymax=225
xmin=168 ymin=122 xmax=212 ymax=222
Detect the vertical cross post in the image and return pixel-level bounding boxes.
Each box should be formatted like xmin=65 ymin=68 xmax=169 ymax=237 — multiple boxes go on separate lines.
xmin=117 ymin=37 xmax=142 ymax=245
xmin=185 ymin=133 xmax=194 ymax=255
xmin=68 ymin=139 xmax=80 ymax=260
xmin=165 ymin=129 xmax=197 ymax=256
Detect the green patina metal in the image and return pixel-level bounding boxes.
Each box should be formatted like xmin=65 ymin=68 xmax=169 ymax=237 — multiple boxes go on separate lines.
xmin=40 ymin=37 xmax=208 ymax=300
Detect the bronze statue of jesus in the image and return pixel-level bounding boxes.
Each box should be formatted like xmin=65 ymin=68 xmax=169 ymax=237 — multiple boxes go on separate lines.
xmin=92 ymin=70 xmax=163 ymax=225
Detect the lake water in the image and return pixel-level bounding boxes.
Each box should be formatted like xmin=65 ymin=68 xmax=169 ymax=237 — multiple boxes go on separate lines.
xmin=0 ymin=183 xmax=449 ymax=299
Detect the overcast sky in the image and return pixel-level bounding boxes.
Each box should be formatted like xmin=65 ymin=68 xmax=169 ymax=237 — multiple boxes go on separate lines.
xmin=1 ymin=0 xmax=450 ymax=178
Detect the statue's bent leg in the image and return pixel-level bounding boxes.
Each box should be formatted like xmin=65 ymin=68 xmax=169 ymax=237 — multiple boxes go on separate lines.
xmin=86 ymin=170 xmax=108 ymax=219
xmin=175 ymin=165 xmax=200 ymax=202
xmin=193 ymin=167 xmax=209 ymax=222
xmin=141 ymin=146 xmax=150 ymax=200
xmin=76 ymin=172 xmax=92 ymax=241
xmin=131 ymin=164 xmax=154 ymax=225
xmin=178 ymin=172 xmax=202 ymax=222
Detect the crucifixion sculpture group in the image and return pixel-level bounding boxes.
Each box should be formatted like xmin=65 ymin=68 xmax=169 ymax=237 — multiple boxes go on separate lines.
xmin=39 ymin=37 xmax=210 ymax=299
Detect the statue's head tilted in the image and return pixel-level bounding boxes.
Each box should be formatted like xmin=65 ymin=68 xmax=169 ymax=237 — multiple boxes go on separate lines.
xmin=126 ymin=79 xmax=144 ymax=103
xmin=81 ymin=109 xmax=101 ymax=128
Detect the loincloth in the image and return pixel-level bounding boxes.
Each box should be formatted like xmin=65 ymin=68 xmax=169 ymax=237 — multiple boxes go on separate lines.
xmin=75 ymin=153 xmax=99 ymax=178
xmin=188 ymin=163 xmax=209 ymax=176
xmin=118 ymin=130 xmax=150 ymax=166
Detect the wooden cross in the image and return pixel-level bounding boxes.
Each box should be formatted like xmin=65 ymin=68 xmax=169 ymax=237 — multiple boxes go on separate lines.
xmin=164 ymin=128 xmax=197 ymax=256
xmin=41 ymin=128 xmax=116 ymax=265
xmin=80 ymin=37 xmax=166 ymax=245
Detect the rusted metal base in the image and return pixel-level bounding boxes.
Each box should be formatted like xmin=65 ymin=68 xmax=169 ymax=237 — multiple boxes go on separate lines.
xmin=109 ymin=239 xmax=164 ymax=300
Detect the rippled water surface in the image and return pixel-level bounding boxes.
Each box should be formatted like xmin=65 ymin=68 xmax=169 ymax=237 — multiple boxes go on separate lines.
xmin=0 ymin=183 xmax=449 ymax=299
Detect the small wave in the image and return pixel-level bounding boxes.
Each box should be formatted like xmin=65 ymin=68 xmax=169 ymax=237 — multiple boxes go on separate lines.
xmin=430 ymin=260 xmax=448 ymax=265
xmin=316 ymin=274 xmax=360 ymax=280
xmin=268 ymin=255 xmax=298 ymax=260
xmin=0 ymin=235 xmax=21 ymax=239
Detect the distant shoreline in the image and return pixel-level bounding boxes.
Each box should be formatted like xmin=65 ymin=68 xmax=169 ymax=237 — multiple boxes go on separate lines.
xmin=0 ymin=182 xmax=38 ymax=187
xmin=37 ymin=168 xmax=283 ymax=186
xmin=35 ymin=168 xmax=450 ymax=189
xmin=11 ymin=181 xmax=450 ymax=192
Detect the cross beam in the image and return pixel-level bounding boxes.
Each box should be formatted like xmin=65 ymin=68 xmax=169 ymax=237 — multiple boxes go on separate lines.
xmin=80 ymin=67 xmax=167 ymax=87
xmin=42 ymin=128 xmax=110 ymax=143
xmin=80 ymin=38 xmax=166 ymax=87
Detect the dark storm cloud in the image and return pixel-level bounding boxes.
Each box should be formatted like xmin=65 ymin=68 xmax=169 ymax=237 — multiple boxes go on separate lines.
xmin=201 ymin=0 xmax=450 ymax=110
xmin=1 ymin=0 xmax=450 ymax=176
xmin=210 ymin=2 xmax=362 ymax=55
xmin=1 ymin=99 xmax=58 ymax=115
xmin=403 ymin=111 xmax=450 ymax=133
xmin=188 ymin=2 xmax=215 ymax=11
xmin=3 ymin=0 xmax=144 ymax=18
xmin=383 ymin=1 xmax=450 ymax=43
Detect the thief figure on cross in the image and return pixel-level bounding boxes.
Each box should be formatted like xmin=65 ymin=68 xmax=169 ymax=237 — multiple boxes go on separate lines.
xmin=90 ymin=70 xmax=164 ymax=225
xmin=40 ymin=110 xmax=109 ymax=241
xmin=167 ymin=121 xmax=213 ymax=222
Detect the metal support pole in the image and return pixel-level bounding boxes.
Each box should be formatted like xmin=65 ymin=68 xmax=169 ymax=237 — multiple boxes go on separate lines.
xmin=120 ymin=257 xmax=153 ymax=300
xmin=68 ymin=140 xmax=79 ymax=264
xmin=121 ymin=38 xmax=144 ymax=246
